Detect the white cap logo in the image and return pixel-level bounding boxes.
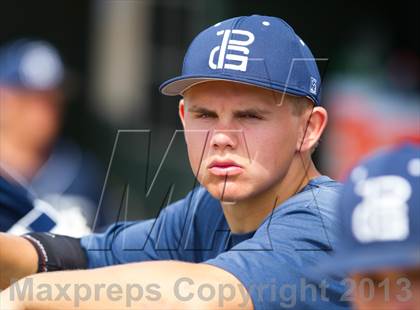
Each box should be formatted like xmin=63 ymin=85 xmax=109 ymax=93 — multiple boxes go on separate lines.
xmin=351 ymin=175 xmax=411 ymax=243
xmin=310 ymin=77 xmax=317 ymax=95
xmin=208 ymin=29 xmax=255 ymax=72
xmin=19 ymin=42 xmax=63 ymax=90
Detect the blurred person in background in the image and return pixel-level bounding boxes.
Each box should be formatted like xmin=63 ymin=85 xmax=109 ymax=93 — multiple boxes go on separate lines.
xmin=318 ymin=143 xmax=420 ymax=310
xmin=0 ymin=39 xmax=104 ymax=236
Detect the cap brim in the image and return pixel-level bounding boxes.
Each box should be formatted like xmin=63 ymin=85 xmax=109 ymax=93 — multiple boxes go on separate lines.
xmin=159 ymin=74 xmax=317 ymax=104
xmin=160 ymin=77 xmax=218 ymax=96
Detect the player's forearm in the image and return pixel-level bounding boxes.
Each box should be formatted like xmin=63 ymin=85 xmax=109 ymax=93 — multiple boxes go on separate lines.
xmin=0 ymin=233 xmax=38 ymax=289
xmin=0 ymin=260 xmax=253 ymax=309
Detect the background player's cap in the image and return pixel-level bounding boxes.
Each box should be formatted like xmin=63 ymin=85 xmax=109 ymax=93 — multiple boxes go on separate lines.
xmin=323 ymin=143 xmax=420 ymax=274
xmin=0 ymin=38 xmax=64 ymax=91
xmin=159 ymin=15 xmax=322 ymax=105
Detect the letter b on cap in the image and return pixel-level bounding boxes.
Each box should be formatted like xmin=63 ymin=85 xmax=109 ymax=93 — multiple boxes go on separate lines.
xmin=208 ymin=29 xmax=255 ymax=72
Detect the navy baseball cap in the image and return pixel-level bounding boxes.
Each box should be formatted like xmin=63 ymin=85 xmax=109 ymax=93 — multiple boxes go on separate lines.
xmin=0 ymin=39 xmax=64 ymax=91
xmin=321 ymin=143 xmax=420 ymax=274
xmin=160 ymin=15 xmax=322 ymax=105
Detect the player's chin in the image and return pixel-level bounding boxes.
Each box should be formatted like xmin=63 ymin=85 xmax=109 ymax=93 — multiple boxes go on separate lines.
xmin=205 ymin=181 xmax=252 ymax=203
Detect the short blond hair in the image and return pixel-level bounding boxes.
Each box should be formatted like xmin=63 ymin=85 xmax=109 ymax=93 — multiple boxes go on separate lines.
xmin=281 ymin=94 xmax=319 ymax=153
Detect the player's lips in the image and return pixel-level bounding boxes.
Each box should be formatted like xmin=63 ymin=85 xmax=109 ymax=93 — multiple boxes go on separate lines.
xmin=207 ymin=159 xmax=244 ymax=176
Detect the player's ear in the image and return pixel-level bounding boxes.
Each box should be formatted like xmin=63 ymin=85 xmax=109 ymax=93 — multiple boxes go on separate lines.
xmin=179 ymin=99 xmax=186 ymax=127
xmin=297 ymin=106 xmax=328 ymax=152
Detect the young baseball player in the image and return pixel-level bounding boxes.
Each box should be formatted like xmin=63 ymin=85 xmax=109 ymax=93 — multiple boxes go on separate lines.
xmin=317 ymin=143 xmax=420 ymax=310
xmin=0 ymin=15 xmax=348 ymax=309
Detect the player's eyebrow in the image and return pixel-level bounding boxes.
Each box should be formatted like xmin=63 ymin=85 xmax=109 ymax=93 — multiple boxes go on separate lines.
xmin=188 ymin=106 xmax=271 ymax=116
xmin=233 ymin=108 xmax=271 ymax=117
xmin=187 ymin=106 xmax=218 ymax=117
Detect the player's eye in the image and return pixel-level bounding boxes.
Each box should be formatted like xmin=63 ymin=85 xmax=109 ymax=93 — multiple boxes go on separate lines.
xmin=194 ymin=112 xmax=215 ymax=119
xmin=239 ymin=113 xmax=263 ymax=120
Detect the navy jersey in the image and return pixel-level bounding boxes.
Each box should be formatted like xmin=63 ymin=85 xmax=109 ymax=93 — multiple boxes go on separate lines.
xmin=0 ymin=175 xmax=34 ymax=231
xmin=81 ymin=176 xmax=348 ymax=309
xmin=0 ymin=140 xmax=104 ymax=236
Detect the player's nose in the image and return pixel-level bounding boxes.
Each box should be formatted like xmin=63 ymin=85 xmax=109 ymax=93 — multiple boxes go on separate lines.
xmin=210 ymin=128 xmax=240 ymax=151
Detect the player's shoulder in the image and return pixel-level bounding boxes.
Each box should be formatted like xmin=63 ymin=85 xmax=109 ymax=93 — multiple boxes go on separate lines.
xmin=285 ymin=175 xmax=342 ymax=209
xmin=260 ymin=175 xmax=343 ymax=227
xmin=249 ymin=175 xmax=343 ymax=250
